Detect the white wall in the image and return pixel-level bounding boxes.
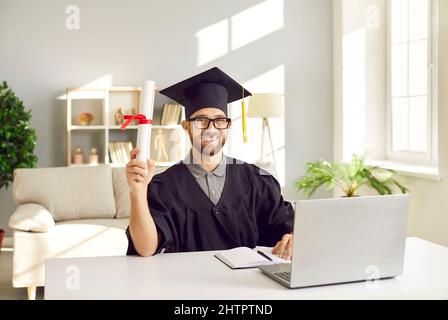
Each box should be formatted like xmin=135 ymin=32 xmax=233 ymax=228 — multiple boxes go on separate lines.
xmin=0 ymin=0 xmax=334 ymax=236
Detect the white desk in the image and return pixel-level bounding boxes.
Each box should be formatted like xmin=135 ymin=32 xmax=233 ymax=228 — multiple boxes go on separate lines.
xmin=45 ymin=238 xmax=448 ymax=300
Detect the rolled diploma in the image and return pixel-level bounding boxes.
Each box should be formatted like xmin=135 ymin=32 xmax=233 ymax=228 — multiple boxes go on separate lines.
xmin=136 ymin=80 xmax=156 ymax=162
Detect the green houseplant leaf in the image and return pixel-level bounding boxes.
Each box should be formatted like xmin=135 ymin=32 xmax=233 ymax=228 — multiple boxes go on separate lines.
xmin=0 ymin=81 xmax=38 ymax=190
xmin=296 ymin=155 xmax=409 ymax=198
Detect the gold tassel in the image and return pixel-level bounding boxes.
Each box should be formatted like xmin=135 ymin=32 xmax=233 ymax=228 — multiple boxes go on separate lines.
xmin=242 ymin=98 xmax=248 ymax=143
xmin=241 ymin=86 xmax=248 ymax=143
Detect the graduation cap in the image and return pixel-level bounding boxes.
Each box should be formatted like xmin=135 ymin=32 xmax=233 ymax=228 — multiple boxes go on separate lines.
xmin=159 ymin=67 xmax=252 ymax=143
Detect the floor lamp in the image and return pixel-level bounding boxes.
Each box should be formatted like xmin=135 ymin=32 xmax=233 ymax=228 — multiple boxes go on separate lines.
xmin=247 ymin=93 xmax=284 ymax=177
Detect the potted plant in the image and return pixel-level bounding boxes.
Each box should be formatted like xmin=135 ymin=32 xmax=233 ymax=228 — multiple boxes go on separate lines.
xmin=296 ymin=155 xmax=409 ymax=198
xmin=0 ymin=81 xmax=38 ymax=190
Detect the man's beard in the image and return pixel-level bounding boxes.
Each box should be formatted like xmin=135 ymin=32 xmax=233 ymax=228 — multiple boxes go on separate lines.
xmin=190 ymin=130 xmax=226 ymax=158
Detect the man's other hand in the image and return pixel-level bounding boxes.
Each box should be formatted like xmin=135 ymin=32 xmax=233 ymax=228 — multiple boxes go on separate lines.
xmin=272 ymin=234 xmax=293 ymax=260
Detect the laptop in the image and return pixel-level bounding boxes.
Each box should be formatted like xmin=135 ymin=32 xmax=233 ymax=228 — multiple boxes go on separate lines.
xmin=259 ymin=194 xmax=410 ymax=288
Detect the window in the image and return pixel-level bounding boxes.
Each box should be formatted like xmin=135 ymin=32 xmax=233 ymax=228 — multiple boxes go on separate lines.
xmin=387 ymin=0 xmax=438 ymax=163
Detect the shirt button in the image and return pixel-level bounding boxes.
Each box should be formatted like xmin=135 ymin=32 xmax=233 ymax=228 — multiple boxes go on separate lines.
xmin=212 ymin=190 xmax=216 ymax=195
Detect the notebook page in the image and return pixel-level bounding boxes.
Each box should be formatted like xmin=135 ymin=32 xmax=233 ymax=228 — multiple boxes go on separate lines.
xmin=215 ymin=247 xmax=273 ymax=269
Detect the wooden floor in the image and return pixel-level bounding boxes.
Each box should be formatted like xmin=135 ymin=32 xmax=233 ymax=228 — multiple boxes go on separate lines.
xmin=0 ymin=248 xmax=44 ymax=300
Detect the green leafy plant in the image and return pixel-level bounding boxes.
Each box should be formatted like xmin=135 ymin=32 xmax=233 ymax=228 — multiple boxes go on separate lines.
xmin=296 ymin=155 xmax=409 ymax=198
xmin=0 ymin=81 xmax=38 ymax=190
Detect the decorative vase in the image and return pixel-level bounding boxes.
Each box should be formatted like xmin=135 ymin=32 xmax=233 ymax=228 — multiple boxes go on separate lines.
xmin=78 ymin=112 xmax=94 ymax=125
xmin=88 ymin=147 xmax=99 ymax=165
xmin=73 ymin=146 xmax=84 ymax=164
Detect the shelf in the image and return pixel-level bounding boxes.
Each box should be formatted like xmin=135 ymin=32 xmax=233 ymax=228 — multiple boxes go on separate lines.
xmin=67 ymin=86 xmax=160 ymax=93
xmin=67 ymin=90 xmax=106 ymax=100
xmin=152 ymin=125 xmax=183 ymax=129
xmin=109 ymin=125 xmax=182 ymax=130
xmin=108 ymin=86 xmax=161 ymax=92
xmin=69 ymin=163 xmax=106 ymax=167
xmin=109 ymin=161 xmax=178 ymax=168
xmin=109 ymin=87 xmax=141 ymax=92
xmin=109 ymin=126 xmax=138 ymax=130
xmin=69 ymin=122 xmax=180 ymax=133
xmin=70 ymin=125 xmax=106 ymax=130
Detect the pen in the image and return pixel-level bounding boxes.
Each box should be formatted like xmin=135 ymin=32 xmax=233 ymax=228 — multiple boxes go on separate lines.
xmin=257 ymin=250 xmax=273 ymax=262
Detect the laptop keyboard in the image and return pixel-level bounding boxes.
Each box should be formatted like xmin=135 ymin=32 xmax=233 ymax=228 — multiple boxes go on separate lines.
xmin=274 ymin=272 xmax=291 ymax=281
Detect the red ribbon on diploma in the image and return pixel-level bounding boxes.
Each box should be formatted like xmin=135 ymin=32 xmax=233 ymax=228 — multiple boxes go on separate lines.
xmin=120 ymin=114 xmax=153 ymax=131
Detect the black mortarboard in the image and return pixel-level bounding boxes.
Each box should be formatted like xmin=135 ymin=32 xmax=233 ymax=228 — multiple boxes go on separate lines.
xmin=159 ymin=67 xmax=252 ymax=119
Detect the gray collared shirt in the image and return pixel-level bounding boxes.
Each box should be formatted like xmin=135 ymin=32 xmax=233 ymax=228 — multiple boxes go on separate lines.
xmin=183 ymin=151 xmax=227 ymax=206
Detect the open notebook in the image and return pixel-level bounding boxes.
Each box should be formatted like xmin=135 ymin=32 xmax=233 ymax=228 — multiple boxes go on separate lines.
xmin=215 ymin=246 xmax=291 ymax=269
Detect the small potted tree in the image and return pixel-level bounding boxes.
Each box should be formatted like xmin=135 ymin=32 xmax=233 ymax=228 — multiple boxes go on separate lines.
xmin=296 ymin=155 xmax=408 ymax=198
xmin=0 ymin=81 xmax=38 ymax=190
xmin=0 ymin=81 xmax=38 ymax=252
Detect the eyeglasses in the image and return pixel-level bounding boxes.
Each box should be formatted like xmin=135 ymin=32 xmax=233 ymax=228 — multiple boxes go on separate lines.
xmin=188 ymin=117 xmax=231 ymax=130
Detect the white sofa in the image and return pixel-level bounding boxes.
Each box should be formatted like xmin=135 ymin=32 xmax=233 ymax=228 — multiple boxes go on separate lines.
xmin=8 ymin=165 xmax=143 ymax=299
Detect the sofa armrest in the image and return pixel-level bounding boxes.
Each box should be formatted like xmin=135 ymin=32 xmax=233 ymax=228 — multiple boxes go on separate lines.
xmin=9 ymin=203 xmax=55 ymax=233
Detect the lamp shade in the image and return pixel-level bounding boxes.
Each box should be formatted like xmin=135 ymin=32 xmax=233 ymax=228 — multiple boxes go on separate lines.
xmin=247 ymin=93 xmax=284 ymax=118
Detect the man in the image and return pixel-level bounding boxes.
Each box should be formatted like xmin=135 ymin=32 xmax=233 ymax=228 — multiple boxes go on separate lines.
xmin=125 ymin=67 xmax=294 ymax=260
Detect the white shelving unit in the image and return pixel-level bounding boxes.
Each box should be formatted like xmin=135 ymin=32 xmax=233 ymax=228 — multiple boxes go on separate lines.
xmin=66 ymin=86 xmax=187 ymax=167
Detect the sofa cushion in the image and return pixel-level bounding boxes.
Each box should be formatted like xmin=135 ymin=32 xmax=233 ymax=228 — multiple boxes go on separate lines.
xmin=112 ymin=166 xmax=173 ymax=218
xmin=56 ymin=218 xmax=129 ymax=229
xmin=9 ymin=203 xmax=55 ymax=232
xmin=112 ymin=167 xmax=131 ymax=219
xmin=13 ymin=166 xmax=116 ymax=221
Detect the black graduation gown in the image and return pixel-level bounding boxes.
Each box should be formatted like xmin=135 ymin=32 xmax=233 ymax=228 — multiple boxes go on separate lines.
xmin=126 ymin=158 xmax=294 ymax=254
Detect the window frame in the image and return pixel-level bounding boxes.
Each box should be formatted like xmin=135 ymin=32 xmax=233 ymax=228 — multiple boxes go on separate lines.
xmin=386 ymin=0 xmax=438 ymax=165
